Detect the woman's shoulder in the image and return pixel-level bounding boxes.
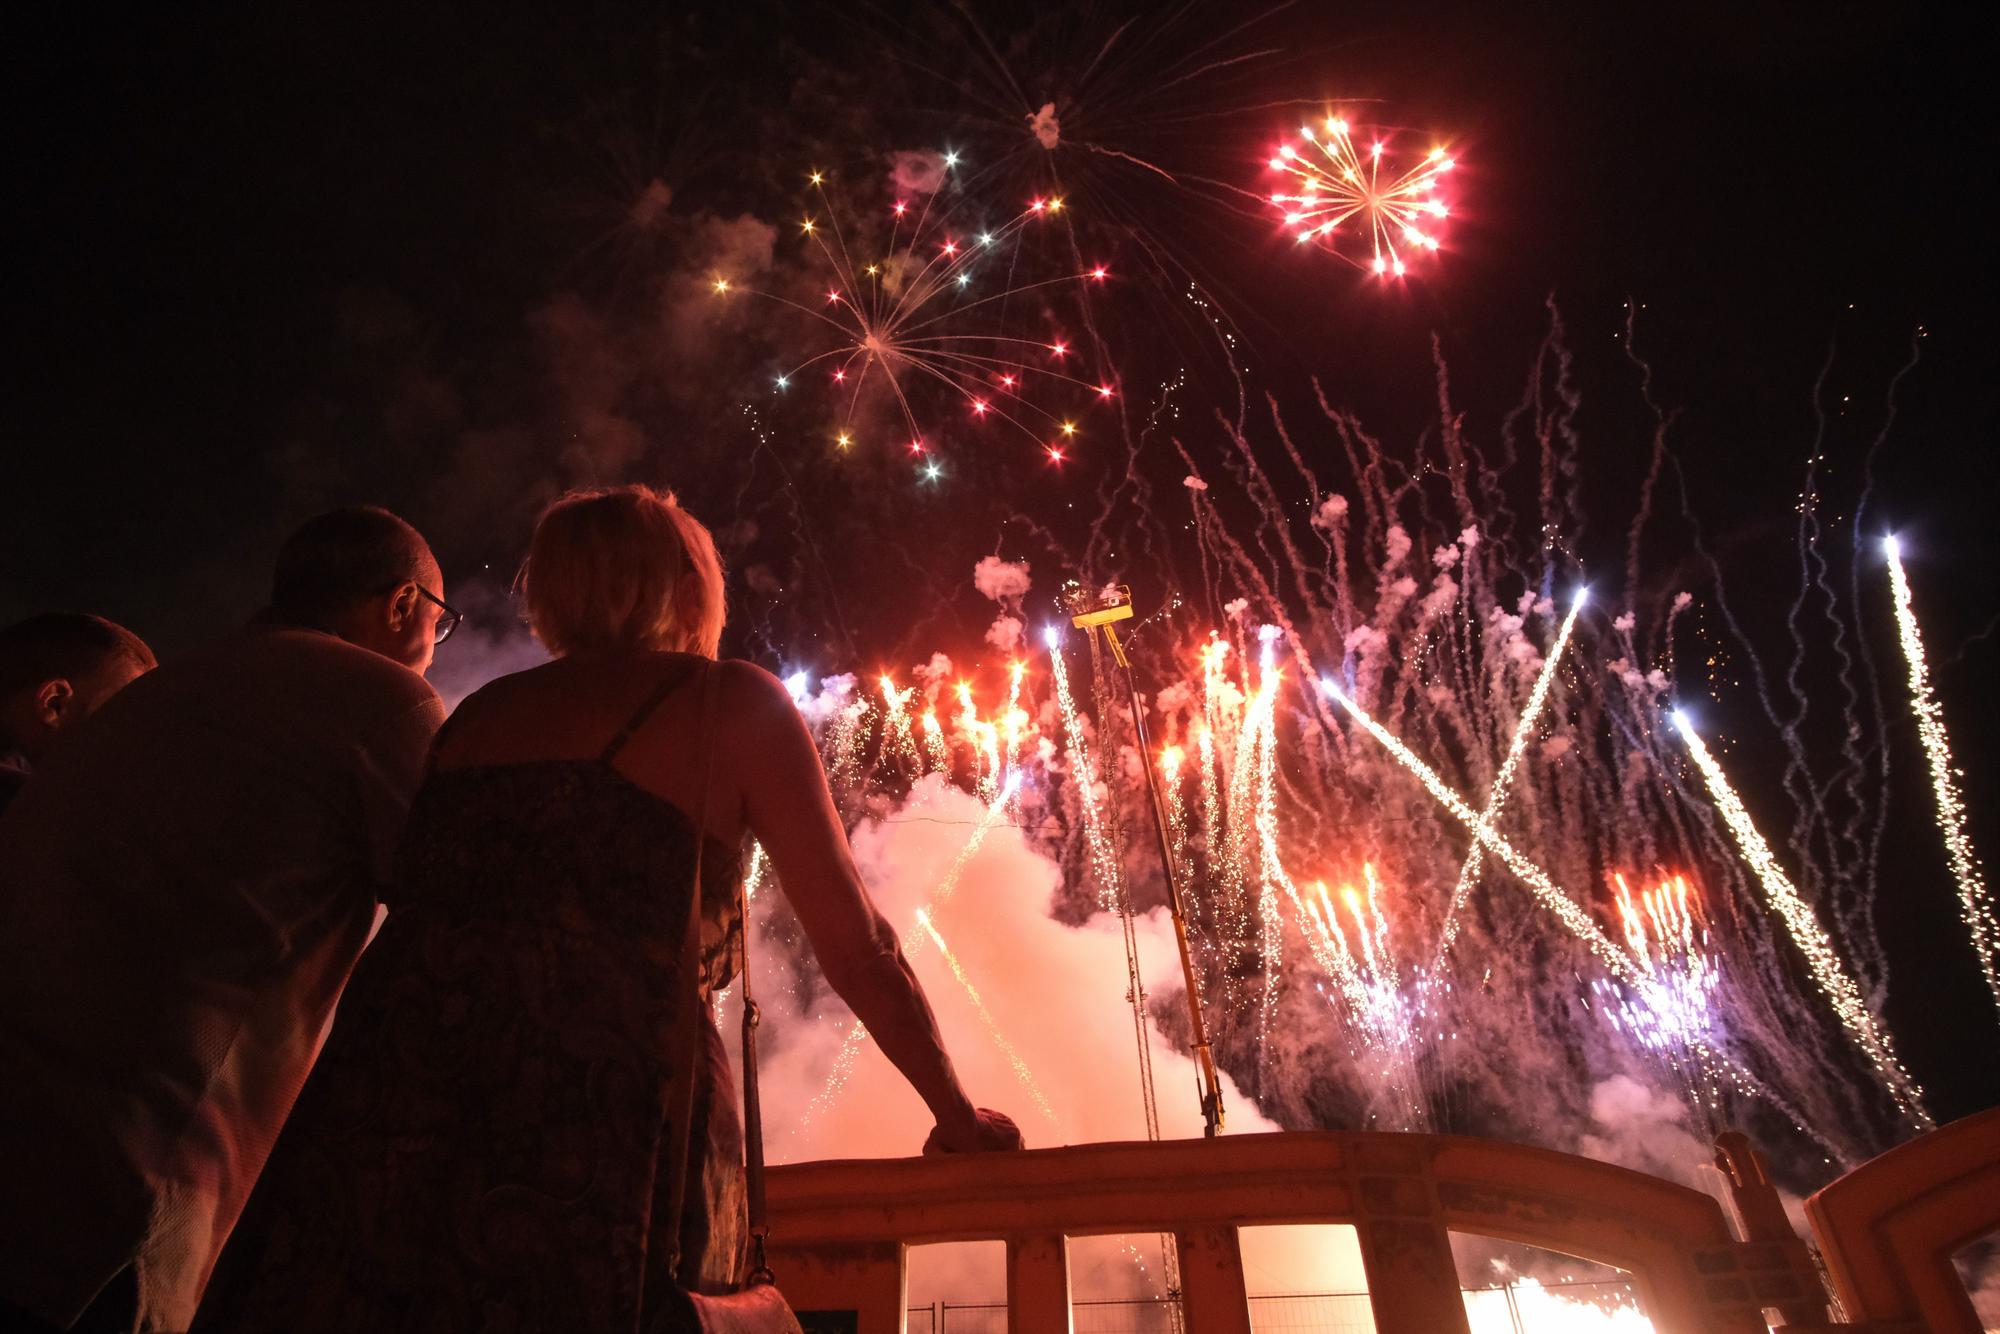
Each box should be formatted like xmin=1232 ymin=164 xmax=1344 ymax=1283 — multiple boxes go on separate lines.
xmin=714 ymin=656 xmax=785 ymax=699
xmin=448 ymin=658 xmax=567 ymax=719
xmin=449 ymin=654 xmax=789 ymax=736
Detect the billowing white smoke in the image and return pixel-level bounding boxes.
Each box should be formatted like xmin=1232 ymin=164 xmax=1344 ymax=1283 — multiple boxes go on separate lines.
xmin=889 ymin=149 xmax=950 ymax=196
xmin=755 ymin=775 xmax=1261 ymax=1156
xmin=1575 ymin=1075 xmax=1711 ymax=1184
xmin=742 ymin=775 xmax=1380 ymax=1301
xmin=973 ymin=555 xmax=1032 ymax=654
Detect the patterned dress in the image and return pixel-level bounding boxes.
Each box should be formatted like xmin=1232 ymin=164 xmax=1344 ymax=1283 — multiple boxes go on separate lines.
xmin=196 ymin=667 xmax=746 ymax=1333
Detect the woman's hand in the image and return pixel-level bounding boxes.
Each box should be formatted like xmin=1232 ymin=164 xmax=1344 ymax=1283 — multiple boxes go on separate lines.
xmin=923 ymin=1107 xmax=1025 ymax=1155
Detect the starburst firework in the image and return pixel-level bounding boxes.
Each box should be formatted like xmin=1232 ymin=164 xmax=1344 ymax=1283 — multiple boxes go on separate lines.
xmin=710 ymin=163 xmax=1115 ymax=462
xmin=1268 ymin=115 xmax=1454 ymax=277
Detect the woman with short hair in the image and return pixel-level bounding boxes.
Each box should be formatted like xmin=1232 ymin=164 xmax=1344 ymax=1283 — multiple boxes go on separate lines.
xmin=201 ymin=484 xmax=1019 ymax=1332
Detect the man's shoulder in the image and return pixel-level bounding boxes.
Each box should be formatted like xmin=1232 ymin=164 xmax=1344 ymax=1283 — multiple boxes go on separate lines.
xmin=126 ymin=629 xmax=442 ymax=733
xmin=224 ymin=629 xmax=440 ymax=708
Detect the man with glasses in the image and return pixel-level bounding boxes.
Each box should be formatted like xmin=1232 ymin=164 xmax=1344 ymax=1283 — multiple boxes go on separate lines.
xmin=0 ymin=507 xmax=452 ymax=1333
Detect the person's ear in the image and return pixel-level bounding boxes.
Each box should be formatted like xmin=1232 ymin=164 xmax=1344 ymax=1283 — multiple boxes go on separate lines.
xmin=34 ymin=678 xmax=75 ymax=726
xmin=385 ymin=581 xmax=422 ymax=632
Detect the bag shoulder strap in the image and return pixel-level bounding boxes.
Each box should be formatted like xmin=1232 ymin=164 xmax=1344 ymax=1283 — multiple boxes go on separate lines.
xmin=661 ymin=659 xmax=722 ymax=1287
xmin=661 ymin=659 xmax=782 ymax=1295
xmin=737 ymin=780 xmax=772 ymax=1285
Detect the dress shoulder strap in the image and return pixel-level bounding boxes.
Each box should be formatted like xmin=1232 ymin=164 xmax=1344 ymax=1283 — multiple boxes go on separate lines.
xmin=598 ymin=657 xmax=704 ymax=765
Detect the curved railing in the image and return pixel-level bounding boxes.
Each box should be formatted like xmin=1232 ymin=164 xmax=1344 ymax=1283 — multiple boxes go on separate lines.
xmin=1806 ymin=1105 xmax=2000 ymax=1333
xmin=765 ymin=1129 xmax=1826 ymax=1334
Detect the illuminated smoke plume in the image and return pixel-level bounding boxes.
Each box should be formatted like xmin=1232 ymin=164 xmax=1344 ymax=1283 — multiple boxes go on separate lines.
xmin=1027 ymin=102 xmax=1060 ymax=151
xmin=889 ymin=148 xmax=951 ymax=196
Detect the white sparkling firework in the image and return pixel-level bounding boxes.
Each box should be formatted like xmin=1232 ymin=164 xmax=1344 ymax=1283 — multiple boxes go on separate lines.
xmin=802 ymin=773 xmax=1023 ymax=1129
xmin=879 ymin=675 xmax=918 ymax=771
xmin=1588 ymin=873 xmax=1730 ymax=1133
xmin=1435 ymin=588 xmax=1589 ymax=965
xmin=1047 ymin=629 xmax=1128 ymax=913
xmin=1884 ymin=536 xmax=2000 ymax=1015
xmin=1673 ymin=710 xmax=1932 ymax=1127
xmin=1321 ymin=678 xmax=1640 ymax=982
xmin=914 ymin=907 xmax=1060 ymax=1127
xmin=920 ymin=708 xmax=950 ymax=774
xmin=1301 ymin=866 xmax=1439 ymax=1130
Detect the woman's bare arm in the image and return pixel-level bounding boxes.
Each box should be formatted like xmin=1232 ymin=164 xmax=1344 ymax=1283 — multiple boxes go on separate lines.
xmin=724 ymin=662 xmax=1020 ymax=1151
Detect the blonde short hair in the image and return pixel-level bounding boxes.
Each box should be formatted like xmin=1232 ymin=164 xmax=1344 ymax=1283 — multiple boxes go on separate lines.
xmin=522 ymin=486 xmax=725 ymax=658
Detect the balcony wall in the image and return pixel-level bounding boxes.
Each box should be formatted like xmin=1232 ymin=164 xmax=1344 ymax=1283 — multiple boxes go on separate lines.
xmin=1807 ymin=1106 xmax=2000 ymax=1332
xmin=764 ymin=1129 xmax=1829 ymax=1334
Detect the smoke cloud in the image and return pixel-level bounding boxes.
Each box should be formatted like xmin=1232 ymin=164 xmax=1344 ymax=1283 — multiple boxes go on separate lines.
xmin=738 ymin=777 xmax=1378 ymax=1300
xmin=889 ymin=149 xmax=950 ymax=196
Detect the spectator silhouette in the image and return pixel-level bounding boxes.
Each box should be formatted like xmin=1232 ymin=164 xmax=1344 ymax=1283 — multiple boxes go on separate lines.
xmin=0 ymin=507 xmax=454 ymax=1333
xmin=0 ymin=614 xmax=155 ymax=815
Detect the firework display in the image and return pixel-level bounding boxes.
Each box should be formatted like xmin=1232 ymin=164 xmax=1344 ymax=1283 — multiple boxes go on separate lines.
xmin=709 ymin=165 xmax=1115 ymax=463
xmin=666 ymin=109 xmax=1992 ymax=1327
xmin=736 ymin=283 xmax=1984 ymax=1207
xmin=19 ymin=6 xmax=1996 ymax=1332
xmin=1269 ymin=115 xmax=1454 ymax=276
xmin=1674 ymin=710 xmax=1931 ymax=1126
xmin=1589 ymin=874 xmax=1726 ymax=1135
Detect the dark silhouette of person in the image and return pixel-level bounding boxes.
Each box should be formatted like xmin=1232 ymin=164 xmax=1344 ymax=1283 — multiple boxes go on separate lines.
xmin=0 ymin=507 xmax=454 ymax=1332
xmin=0 ymin=614 xmax=156 ymax=815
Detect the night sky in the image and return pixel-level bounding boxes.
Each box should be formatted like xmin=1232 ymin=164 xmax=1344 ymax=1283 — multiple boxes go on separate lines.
xmin=6 ymin=3 xmax=1996 ymax=1119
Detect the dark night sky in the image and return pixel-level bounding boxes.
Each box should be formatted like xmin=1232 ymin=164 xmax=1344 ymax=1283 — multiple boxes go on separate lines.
xmin=5 ymin=3 xmax=1997 ymax=1120
xmin=7 ymin=3 xmax=1993 ymax=631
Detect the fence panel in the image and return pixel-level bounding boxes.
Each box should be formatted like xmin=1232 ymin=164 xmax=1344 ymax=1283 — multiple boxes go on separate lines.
xmin=913 ymin=1280 xmax=1644 ymax=1334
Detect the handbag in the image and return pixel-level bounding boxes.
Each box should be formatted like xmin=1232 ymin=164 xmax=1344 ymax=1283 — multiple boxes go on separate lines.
xmin=661 ymin=661 xmax=806 ymax=1334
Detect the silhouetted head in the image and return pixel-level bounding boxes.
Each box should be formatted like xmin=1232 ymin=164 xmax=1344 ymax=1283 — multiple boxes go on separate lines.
xmin=0 ymin=613 xmax=157 ymax=760
xmin=521 ymin=485 xmax=725 ymax=659
xmin=269 ymin=506 xmax=447 ymax=676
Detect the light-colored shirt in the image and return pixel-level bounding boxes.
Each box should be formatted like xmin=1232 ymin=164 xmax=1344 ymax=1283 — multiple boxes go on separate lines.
xmin=0 ymin=627 xmax=444 ymax=1331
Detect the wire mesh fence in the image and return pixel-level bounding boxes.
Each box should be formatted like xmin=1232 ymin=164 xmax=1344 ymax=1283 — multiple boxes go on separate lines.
xmin=903 ymin=1278 xmax=1645 ymax=1332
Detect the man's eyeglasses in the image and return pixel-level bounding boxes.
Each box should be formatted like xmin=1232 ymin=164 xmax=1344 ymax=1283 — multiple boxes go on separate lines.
xmin=416 ymin=586 xmax=462 ymax=645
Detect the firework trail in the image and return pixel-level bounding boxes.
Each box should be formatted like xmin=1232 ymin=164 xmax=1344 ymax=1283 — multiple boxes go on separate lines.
xmin=1883 ymin=535 xmax=1999 ymax=1014
xmin=1618 ymin=323 xmax=1916 ymax=1013
xmin=1322 ymin=676 xmax=1640 ymax=983
xmin=1840 ymin=336 xmax=1927 ymax=989
xmin=1673 ymin=710 xmax=1931 ymax=1128
xmin=1434 ymin=586 xmax=1590 ymax=966
xmin=801 ymin=772 xmax=1023 ymax=1130
xmin=914 ymin=907 xmax=1061 ymax=1127
xmin=882 ymin=2 xmax=1313 ymax=372
xmin=762 ymin=305 xmax=1971 ymax=1185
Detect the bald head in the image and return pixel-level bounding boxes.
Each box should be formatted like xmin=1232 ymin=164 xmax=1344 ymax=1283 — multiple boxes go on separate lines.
xmin=269 ymin=507 xmax=444 ymax=675
xmin=272 ymin=507 xmax=433 ymax=620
